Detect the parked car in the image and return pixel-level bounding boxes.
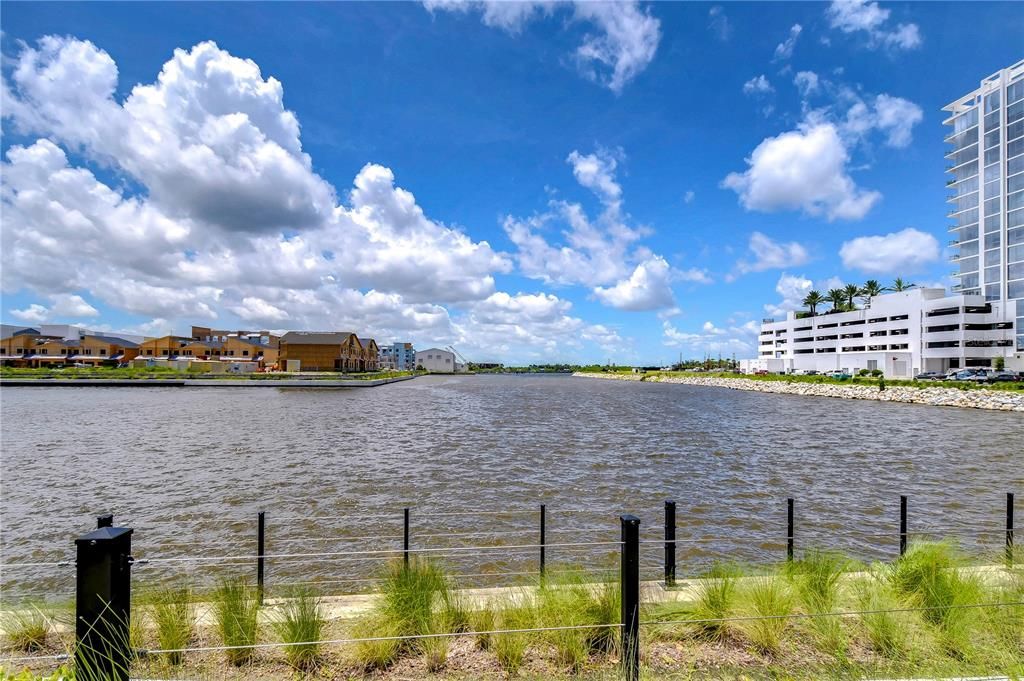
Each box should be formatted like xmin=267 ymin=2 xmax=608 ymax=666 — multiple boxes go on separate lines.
xmin=952 ymin=369 xmax=989 ymax=382
xmin=754 ymin=369 xmax=769 ymax=375
xmin=914 ymin=371 xmax=944 ymax=380
xmin=985 ymin=370 xmax=1019 ymax=383
xmin=827 ymin=370 xmax=852 ymax=380
xmin=805 ymin=370 xmax=819 ymax=375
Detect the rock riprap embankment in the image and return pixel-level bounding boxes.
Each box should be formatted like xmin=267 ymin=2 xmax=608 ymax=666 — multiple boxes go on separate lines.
xmin=572 ymin=372 xmax=1024 ymax=412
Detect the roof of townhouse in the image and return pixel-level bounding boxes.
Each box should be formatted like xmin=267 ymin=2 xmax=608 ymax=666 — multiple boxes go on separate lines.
xmin=358 ymin=337 xmax=377 ymax=347
xmin=87 ymin=334 xmax=141 ymax=348
xmin=280 ymin=331 xmax=357 ymax=344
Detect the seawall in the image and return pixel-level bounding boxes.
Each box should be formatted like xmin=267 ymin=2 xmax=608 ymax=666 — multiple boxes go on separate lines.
xmin=573 ymin=372 xmax=1024 ymax=412
xmin=0 ymin=375 xmax=419 ymax=388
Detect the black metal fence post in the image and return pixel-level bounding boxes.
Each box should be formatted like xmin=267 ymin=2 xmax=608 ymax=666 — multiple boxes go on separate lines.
xmin=404 ymin=507 xmax=410 ymax=568
xmin=1007 ymin=492 xmax=1015 ymax=565
xmin=786 ymin=498 xmax=794 ymax=561
xmin=899 ymin=495 xmax=908 ymax=557
xmin=540 ymin=504 xmax=546 ymax=579
xmin=75 ymin=521 xmax=133 ymax=681
xmin=257 ymin=511 xmax=265 ymax=605
xmin=620 ymin=514 xmax=640 ymax=681
xmin=664 ymin=500 xmax=676 ymax=587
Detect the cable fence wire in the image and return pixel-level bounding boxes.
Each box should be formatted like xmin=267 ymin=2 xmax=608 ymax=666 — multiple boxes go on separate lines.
xmin=643 ymin=599 xmax=1024 ymax=628
xmin=3 ymin=599 xmax=1020 ymax=666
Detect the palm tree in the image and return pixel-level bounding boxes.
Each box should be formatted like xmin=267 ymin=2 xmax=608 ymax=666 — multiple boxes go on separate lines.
xmin=860 ymin=279 xmax=883 ymax=306
xmin=802 ymin=290 xmax=824 ymax=316
xmin=843 ymin=283 xmax=861 ymax=311
xmin=887 ymin=277 xmax=915 ymax=292
xmin=825 ymin=288 xmax=847 ymax=312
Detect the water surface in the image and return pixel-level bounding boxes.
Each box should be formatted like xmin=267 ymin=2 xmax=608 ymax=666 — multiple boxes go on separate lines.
xmin=1 ymin=375 xmax=1020 ymax=599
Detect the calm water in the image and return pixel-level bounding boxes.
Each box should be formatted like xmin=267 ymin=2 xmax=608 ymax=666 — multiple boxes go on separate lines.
xmin=1 ymin=374 xmax=1021 ymax=600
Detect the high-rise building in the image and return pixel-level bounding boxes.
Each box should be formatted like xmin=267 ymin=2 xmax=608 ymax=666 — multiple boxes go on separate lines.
xmin=743 ymin=60 xmax=1023 ymax=376
xmin=944 ymin=60 xmax=1024 ymax=317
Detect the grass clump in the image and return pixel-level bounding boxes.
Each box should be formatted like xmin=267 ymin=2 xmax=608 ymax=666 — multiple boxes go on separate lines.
xmin=856 ymin=569 xmax=911 ymax=659
xmin=535 ymin=570 xmax=621 ymax=672
xmin=380 ymin=557 xmax=449 ymax=640
xmin=690 ymin=562 xmax=743 ymax=641
xmin=351 ymin=616 xmax=402 ymax=671
xmin=271 ymin=587 xmax=325 ymax=671
xmin=213 ymin=578 xmax=260 ymax=666
xmin=493 ymin=593 xmax=535 ymax=678
xmin=150 ymin=587 xmax=195 ymax=665
xmin=889 ymin=541 xmax=983 ymax=658
xmin=2 ymin=605 xmax=50 ymax=651
xmin=352 ymin=557 xmax=453 ymax=670
xmin=737 ymin=575 xmax=794 ymax=655
xmin=471 ymin=603 xmax=496 ymax=650
xmin=785 ymin=550 xmax=850 ymax=657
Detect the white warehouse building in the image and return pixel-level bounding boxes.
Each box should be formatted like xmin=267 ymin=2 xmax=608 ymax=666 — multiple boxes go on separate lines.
xmin=743 ymin=288 xmax=1019 ymax=377
xmin=415 ymin=347 xmax=466 ymax=373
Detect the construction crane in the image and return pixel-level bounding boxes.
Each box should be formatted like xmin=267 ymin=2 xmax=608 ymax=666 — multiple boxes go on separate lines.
xmin=446 ymin=345 xmax=470 ymax=369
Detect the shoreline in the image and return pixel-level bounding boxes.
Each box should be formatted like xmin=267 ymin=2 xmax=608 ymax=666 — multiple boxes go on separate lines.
xmin=0 ymin=374 xmax=419 ymax=388
xmin=573 ymin=371 xmax=1024 ymax=412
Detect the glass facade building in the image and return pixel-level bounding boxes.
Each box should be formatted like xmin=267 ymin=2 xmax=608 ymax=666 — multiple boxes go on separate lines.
xmin=944 ymin=59 xmax=1024 ymax=351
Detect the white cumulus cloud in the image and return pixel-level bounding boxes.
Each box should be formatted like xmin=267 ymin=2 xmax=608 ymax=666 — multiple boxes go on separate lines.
xmin=722 ymin=123 xmax=881 ymax=221
xmin=593 ymin=256 xmax=676 ymax=311
xmin=734 ymin=232 xmax=810 ymax=275
xmin=825 ymin=0 xmax=922 ymax=51
xmin=423 ymin=1 xmax=660 ymax=93
xmin=0 ymin=35 xmax=625 ymax=362
xmin=839 ymin=228 xmax=939 ymax=274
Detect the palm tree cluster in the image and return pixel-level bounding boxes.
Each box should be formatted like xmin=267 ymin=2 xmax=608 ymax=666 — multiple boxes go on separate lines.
xmin=801 ymin=278 xmax=914 ymax=317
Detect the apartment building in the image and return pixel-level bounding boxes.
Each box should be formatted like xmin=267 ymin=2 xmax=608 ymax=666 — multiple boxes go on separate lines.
xmin=945 ymin=59 xmax=1024 ymax=315
xmin=746 ymin=288 xmax=1017 ymax=376
xmin=379 ymin=342 xmax=416 ymax=370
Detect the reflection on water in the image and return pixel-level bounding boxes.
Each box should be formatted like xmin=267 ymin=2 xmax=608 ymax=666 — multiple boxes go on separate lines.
xmin=1 ymin=374 xmax=1020 ymax=599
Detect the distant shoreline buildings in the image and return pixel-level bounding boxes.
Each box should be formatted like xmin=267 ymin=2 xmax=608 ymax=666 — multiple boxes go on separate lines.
xmin=0 ymin=324 xmax=424 ymax=373
xmin=745 ymin=60 xmax=1024 ymax=377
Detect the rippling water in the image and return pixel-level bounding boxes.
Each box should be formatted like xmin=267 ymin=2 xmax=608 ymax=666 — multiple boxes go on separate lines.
xmin=1 ymin=374 xmax=1021 ymax=600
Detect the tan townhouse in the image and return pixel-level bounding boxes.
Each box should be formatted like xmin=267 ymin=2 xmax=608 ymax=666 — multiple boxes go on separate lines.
xmin=278 ymin=332 xmax=364 ymax=371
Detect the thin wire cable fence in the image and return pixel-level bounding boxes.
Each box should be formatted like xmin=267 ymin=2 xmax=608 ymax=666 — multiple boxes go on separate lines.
xmin=3 ymin=599 xmax=1022 ymax=667
xmin=3 ymin=498 xmax=1013 ymax=601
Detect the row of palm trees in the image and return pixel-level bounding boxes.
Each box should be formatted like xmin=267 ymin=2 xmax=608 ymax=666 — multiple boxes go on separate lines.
xmin=801 ymin=278 xmax=915 ymax=316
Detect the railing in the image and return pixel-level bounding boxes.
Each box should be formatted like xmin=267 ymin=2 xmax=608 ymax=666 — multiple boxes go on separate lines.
xmin=0 ymin=493 xmax=1016 ymax=680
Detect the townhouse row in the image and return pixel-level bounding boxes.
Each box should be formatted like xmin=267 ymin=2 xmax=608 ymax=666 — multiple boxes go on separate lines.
xmin=0 ymin=325 xmax=418 ymax=373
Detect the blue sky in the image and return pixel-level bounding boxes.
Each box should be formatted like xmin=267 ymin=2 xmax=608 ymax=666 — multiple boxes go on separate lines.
xmin=1 ymin=1 xmax=1022 ymax=364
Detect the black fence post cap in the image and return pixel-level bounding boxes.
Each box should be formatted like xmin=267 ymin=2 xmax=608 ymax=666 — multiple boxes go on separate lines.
xmin=620 ymin=514 xmax=640 ymax=525
xmin=75 ymin=526 xmax=133 ymax=545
